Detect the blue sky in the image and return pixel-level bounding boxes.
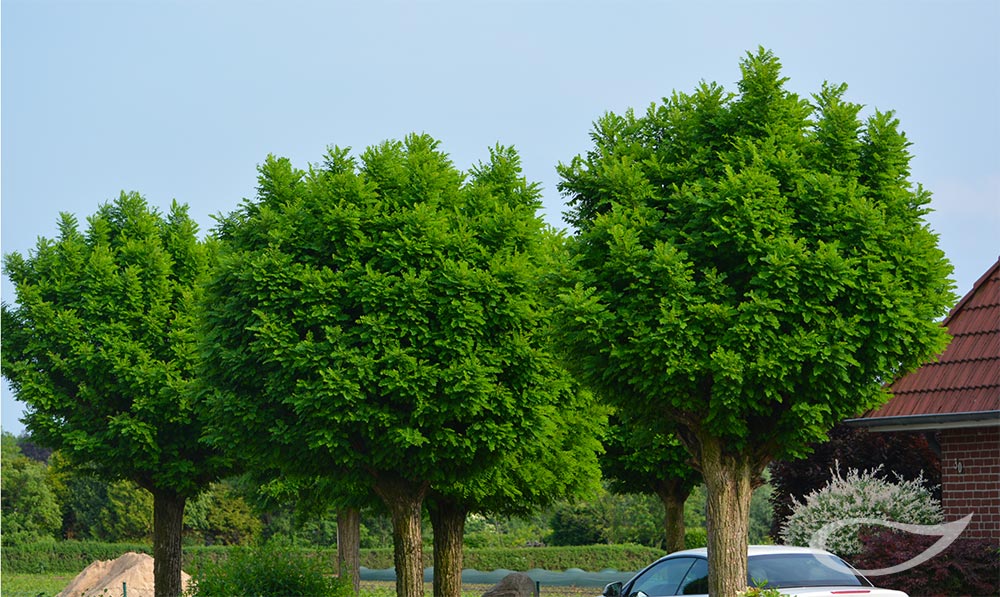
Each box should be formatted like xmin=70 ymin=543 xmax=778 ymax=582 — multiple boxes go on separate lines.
xmin=3 ymin=0 xmax=998 ymax=434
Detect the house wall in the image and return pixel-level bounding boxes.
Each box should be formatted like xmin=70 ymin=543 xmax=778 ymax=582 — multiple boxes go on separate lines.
xmin=940 ymin=426 xmax=1000 ymax=543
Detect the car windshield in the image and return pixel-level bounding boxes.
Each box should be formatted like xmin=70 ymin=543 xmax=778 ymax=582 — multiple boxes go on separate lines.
xmin=747 ymin=553 xmax=871 ymax=588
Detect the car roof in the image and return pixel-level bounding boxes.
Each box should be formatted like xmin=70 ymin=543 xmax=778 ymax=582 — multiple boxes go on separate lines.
xmin=661 ymin=545 xmax=836 ymax=559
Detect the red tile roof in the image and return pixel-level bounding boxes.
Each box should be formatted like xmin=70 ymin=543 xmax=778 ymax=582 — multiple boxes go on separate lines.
xmin=860 ymin=257 xmax=1000 ymax=424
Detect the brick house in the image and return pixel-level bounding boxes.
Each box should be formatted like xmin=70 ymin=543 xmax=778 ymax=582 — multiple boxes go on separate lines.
xmin=846 ymin=257 xmax=1000 ymax=543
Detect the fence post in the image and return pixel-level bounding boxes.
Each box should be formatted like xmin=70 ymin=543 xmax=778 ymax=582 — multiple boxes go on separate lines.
xmin=123 ymin=581 xmax=127 ymax=597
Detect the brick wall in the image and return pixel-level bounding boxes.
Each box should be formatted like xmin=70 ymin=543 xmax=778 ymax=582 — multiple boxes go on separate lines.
xmin=939 ymin=426 xmax=1000 ymax=543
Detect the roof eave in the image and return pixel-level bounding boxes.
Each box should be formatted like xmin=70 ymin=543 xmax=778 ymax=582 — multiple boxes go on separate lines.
xmin=844 ymin=410 xmax=1000 ymax=432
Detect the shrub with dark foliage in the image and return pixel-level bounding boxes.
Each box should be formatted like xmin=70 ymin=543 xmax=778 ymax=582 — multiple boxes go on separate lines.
xmin=852 ymin=528 xmax=999 ymax=596
xmin=548 ymin=502 xmax=605 ymax=546
xmin=769 ymin=424 xmax=940 ymax=538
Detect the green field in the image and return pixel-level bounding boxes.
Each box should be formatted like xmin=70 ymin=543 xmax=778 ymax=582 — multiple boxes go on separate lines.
xmin=1 ymin=574 xmax=595 ymax=597
xmin=2 ymin=572 xmax=76 ymax=596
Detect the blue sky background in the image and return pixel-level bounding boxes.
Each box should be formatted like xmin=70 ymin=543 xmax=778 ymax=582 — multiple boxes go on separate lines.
xmin=3 ymin=0 xmax=998 ymax=434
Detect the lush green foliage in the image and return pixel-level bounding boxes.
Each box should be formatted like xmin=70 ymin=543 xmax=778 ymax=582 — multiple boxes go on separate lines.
xmin=94 ymin=479 xmax=153 ymax=541
xmin=780 ymin=466 xmax=942 ymax=555
xmin=184 ymin=482 xmax=261 ymax=546
xmin=548 ymin=502 xmax=605 ymax=546
xmin=2 ymin=193 xmax=229 ymax=595
xmin=545 ymin=486 xmax=769 ymax=549
xmin=186 ymin=538 xmax=352 ymax=597
xmin=1 ymin=193 xmax=226 ymax=498
xmin=554 ymin=48 xmax=954 ymax=460
xmin=1 ymin=434 xmax=61 ymax=544
xmin=49 ymin=453 xmax=150 ymax=542
xmin=203 ymin=136 xmax=569 ymax=482
xmin=601 ymin=419 xmax=699 ymax=498
xmin=199 ymin=136 xmax=605 ymax=597
xmin=200 ymin=136 xmax=597 ymax=495
xmin=554 ymin=48 xmax=954 ymax=593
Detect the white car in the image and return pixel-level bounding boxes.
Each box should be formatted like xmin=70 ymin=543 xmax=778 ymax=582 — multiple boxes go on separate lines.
xmin=601 ymin=545 xmax=908 ymax=597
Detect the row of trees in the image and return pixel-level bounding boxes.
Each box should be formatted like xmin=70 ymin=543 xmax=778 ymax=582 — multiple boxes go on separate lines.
xmin=2 ymin=433 xmax=260 ymax=546
xmin=2 ymin=49 xmax=954 ymax=597
xmin=4 ymin=423 xmax=937 ymax=551
xmin=3 ymin=428 xmax=780 ymax=552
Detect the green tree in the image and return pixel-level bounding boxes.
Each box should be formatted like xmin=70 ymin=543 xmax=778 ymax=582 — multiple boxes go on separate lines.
xmin=200 ymin=136 xmax=580 ymax=597
xmin=249 ymin=473 xmax=371 ymax=595
xmin=184 ymin=481 xmax=261 ymax=545
xmin=427 ymin=383 xmax=605 ymax=597
xmin=97 ymin=479 xmax=154 ymax=541
xmin=1 ymin=432 xmax=61 ymax=544
xmin=2 ymin=193 xmax=227 ymax=597
xmin=601 ymin=414 xmax=700 ymax=552
xmin=53 ymin=470 xmax=153 ymax=541
xmin=421 ymin=148 xmax=606 ymax=597
xmin=548 ymin=501 xmax=604 ymax=546
xmin=554 ymin=49 xmax=954 ymax=596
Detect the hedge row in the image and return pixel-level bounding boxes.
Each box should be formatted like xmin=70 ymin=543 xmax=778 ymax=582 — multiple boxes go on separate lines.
xmin=1 ymin=540 xmax=153 ymax=574
xmin=354 ymin=544 xmax=666 ymax=572
xmin=3 ymin=541 xmax=666 ymax=575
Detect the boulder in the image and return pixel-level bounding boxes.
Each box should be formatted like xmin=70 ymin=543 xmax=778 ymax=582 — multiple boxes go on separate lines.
xmin=481 ymin=571 xmax=536 ymax=597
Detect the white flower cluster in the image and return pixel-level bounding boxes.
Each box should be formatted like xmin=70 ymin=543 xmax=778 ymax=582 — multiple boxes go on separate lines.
xmin=781 ymin=463 xmax=943 ymax=556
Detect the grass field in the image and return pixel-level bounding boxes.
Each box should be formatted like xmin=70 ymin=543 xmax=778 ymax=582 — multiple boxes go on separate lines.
xmin=1 ymin=574 xmax=597 ymax=597
xmin=2 ymin=572 xmax=77 ymax=596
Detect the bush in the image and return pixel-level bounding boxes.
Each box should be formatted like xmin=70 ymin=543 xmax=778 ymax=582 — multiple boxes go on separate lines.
xmin=184 ymin=482 xmax=261 ymax=546
xmin=768 ymin=425 xmax=940 ymax=538
xmin=0 ymin=539 xmax=151 ymax=573
xmin=0 ymin=437 xmax=62 ymax=545
xmin=548 ymin=502 xmax=605 ymax=546
xmin=186 ymin=538 xmax=351 ymax=597
xmin=358 ymin=544 xmax=664 ymax=572
xmin=3 ymin=540 xmax=665 ymax=576
xmin=852 ymin=528 xmax=999 ymax=596
xmin=684 ymin=527 xmax=707 ymax=550
xmin=780 ymin=465 xmax=941 ymax=555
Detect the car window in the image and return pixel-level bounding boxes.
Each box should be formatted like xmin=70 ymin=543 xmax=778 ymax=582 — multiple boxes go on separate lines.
xmin=678 ymin=558 xmax=708 ymax=595
xmin=628 ymin=557 xmax=697 ymax=597
xmin=747 ymin=553 xmax=869 ymax=588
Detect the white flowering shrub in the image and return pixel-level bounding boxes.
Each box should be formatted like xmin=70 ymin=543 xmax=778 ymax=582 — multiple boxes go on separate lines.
xmin=780 ymin=464 xmax=942 ymax=556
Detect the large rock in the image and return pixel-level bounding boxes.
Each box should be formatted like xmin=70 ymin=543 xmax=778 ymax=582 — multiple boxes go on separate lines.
xmin=481 ymin=571 xmax=536 ymax=597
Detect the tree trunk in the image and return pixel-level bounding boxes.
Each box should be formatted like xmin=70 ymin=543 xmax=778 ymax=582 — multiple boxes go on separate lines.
xmin=699 ymin=434 xmax=755 ymax=597
xmin=428 ymin=497 xmax=467 ymax=597
xmin=338 ymin=507 xmax=362 ymax=596
xmin=152 ymin=488 xmax=186 ymax=597
xmin=374 ymin=475 xmax=428 ymax=597
xmin=655 ymin=479 xmax=692 ymax=553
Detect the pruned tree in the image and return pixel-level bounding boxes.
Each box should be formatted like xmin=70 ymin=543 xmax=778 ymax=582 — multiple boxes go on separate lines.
xmin=601 ymin=415 xmax=701 ymax=552
xmin=553 ymin=48 xmax=954 ymax=596
xmin=2 ymin=193 xmax=227 ymax=597
xmin=428 ymin=384 xmax=605 ymax=597
xmin=199 ymin=136 xmax=579 ymax=597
